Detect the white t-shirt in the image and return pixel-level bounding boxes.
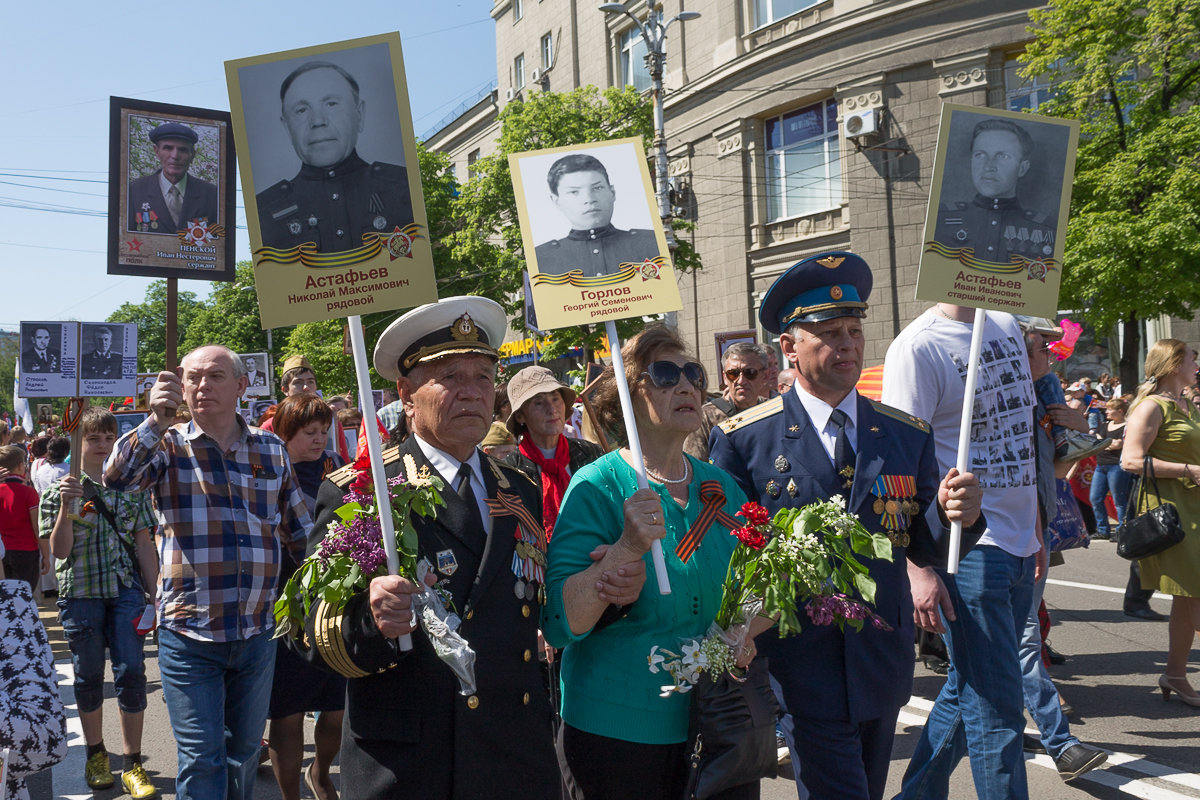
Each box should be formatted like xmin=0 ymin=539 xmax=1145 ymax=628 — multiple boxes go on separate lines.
xmin=882 ymin=309 xmax=1038 ymax=557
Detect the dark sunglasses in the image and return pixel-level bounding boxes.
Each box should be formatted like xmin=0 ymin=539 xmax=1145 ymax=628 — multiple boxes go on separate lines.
xmin=643 ymin=361 xmax=707 ymax=391
xmin=724 ymin=367 xmax=760 ymax=381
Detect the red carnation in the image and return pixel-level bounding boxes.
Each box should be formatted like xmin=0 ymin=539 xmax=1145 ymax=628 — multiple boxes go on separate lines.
xmin=739 ymin=502 xmax=770 ymax=526
xmin=350 ymin=469 xmax=374 ymax=496
xmin=733 ymin=526 xmax=768 ymax=550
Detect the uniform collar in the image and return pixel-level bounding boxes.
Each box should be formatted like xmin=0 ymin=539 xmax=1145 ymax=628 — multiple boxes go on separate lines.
xmin=973 ymin=193 xmax=1020 ymax=212
xmin=411 ymin=433 xmax=484 ymax=494
xmin=566 ymin=223 xmax=617 ymax=241
xmin=792 ymin=384 xmax=858 ymax=436
xmin=299 ymin=151 xmax=368 ymax=181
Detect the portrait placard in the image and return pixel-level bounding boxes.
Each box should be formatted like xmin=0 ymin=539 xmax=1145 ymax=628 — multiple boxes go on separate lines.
xmin=713 ymin=330 xmax=757 ymax=390
xmin=114 ymin=411 xmax=149 ymax=438
xmin=225 ymin=33 xmax=437 ymax=328
xmin=916 ymin=104 xmax=1079 ymax=317
xmin=135 ymin=373 xmax=157 ymax=410
xmin=108 ymin=98 xmax=236 ymax=281
xmin=79 ymin=322 xmax=137 ymax=398
xmin=509 ymin=138 xmax=681 ymax=330
xmin=18 ymin=322 xmax=77 ymax=398
xmin=239 ymin=352 xmax=272 ymax=397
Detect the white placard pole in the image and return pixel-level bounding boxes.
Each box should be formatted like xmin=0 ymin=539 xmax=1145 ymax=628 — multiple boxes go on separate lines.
xmin=347 ymin=315 xmax=412 ymax=650
xmin=947 ymin=307 xmax=987 ymax=574
xmin=604 ymin=320 xmax=671 ymax=595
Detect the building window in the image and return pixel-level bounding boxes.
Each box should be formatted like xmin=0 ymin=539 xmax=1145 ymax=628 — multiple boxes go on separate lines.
xmin=467 ymin=149 xmax=481 ymax=179
xmin=619 ymin=28 xmax=651 ymax=92
xmin=1003 ymin=57 xmax=1055 ymax=112
xmin=514 ymin=53 xmax=526 ymax=91
xmin=513 ymin=0 xmax=523 ymax=22
xmin=753 ymin=0 xmax=822 ymax=28
xmin=540 ymin=32 xmax=554 ymax=70
xmin=764 ymin=99 xmax=842 ymax=221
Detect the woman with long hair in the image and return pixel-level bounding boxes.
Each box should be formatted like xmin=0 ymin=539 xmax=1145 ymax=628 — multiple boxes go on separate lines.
xmin=1122 ymin=339 xmax=1200 ymax=707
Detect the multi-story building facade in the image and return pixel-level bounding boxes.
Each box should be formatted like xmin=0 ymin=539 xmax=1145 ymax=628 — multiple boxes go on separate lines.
xmin=428 ymin=0 xmax=1104 ymax=373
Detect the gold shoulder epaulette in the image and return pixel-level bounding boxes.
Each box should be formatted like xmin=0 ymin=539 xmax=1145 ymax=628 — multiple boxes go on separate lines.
xmin=325 ymin=446 xmax=403 ymax=487
xmin=485 ymin=453 xmax=535 ymax=489
xmin=717 ymin=395 xmax=784 ymax=434
xmin=867 ymin=398 xmax=931 ymax=433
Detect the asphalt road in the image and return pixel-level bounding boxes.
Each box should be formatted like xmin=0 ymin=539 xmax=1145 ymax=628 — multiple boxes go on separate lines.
xmin=34 ymin=537 xmax=1199 ymax=799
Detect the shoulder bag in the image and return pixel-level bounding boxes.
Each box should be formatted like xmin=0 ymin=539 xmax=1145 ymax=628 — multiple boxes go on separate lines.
xmin=1116 ymin=455 xmax=1186 ymax=560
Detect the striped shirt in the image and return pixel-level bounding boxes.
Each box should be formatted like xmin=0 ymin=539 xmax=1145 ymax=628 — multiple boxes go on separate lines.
xmin=38 ymin=475 xmax=155 ymax=600
xmin=103 ymin=416 xmax=312 ymax=643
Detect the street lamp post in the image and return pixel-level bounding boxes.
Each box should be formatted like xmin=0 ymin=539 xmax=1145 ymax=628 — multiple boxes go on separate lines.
xmin=599 ymin=1 xmax=700 ymax=253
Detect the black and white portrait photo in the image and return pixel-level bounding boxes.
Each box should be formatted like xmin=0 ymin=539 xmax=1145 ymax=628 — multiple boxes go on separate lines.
xmin=18 ymin=321 xmax=77 ymax=399
xmin=80 ymin=324 xmax=124 ymax=380
xmin=515 ymin=141 xmax=661 ymax=279
xmin=240 ymin=352 xmax=271 ymax=397
xmin=115 ymin=412 xmax=148 ymax=438
xmin=233 ymin=41 xmax=414 ymax=254
xmin=930 ymin=109 xmax=1073 ymax=266
xmin=20 ymin=323 xmax=62 ymax=375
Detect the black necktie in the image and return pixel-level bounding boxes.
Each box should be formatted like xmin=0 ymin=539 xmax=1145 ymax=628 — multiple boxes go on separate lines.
xmin=456 ymin=462 xmax=486 ymax=545
xmin=830 ymin=409 xmax=855 ymax=487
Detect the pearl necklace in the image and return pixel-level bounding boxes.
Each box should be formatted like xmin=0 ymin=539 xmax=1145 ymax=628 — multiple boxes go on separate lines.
xmin=645 ymin=458 xmax=691 ymax=485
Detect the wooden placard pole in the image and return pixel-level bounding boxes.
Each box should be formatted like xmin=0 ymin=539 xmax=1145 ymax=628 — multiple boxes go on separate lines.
xmin=347 ymin=314 xmax=413 ymax=650
xmin=63 ymin=398 xmax=87 ymax=519
xmin=605 ymin=320 xmax=671 ymax=595
xmin=946 ymin=308 xmax=988 ymax=574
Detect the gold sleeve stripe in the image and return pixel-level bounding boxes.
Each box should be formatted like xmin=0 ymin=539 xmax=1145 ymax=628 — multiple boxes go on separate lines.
xmin=313 ymin=600 xmax=370 ymax=678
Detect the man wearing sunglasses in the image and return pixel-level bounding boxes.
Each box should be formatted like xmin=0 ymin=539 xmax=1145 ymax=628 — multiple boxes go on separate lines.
xmin=709 ymin=252 xmax=984 ymax=800
xmin=683 ymin=341 xmax=772 ymax=460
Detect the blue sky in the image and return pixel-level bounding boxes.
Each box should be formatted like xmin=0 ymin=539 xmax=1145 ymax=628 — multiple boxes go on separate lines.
xmin=0 ymin=1 xmax=497 ymax=330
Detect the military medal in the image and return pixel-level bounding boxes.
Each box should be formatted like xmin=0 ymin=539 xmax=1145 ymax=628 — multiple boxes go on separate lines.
xmin=288 ymin=220 xmax=302 ymax=235
xmin=436 ymin=549 xmax=458 ymax=577
xmin=786 ymin=478 xmax=798 ymax=498
xmin=955 ymin=229 xmax=967 ymax=241
xmin=373 ymin=215 xmax=387 ymax=231
xmin=308 ymin=215 xmax=318 ymax=227
xmin=514 ymin=578 xmax=526 ymax=599
xmin=871 ymin=474 xmax=918 ymax=541
xmin=766 ymin=480 xmax=781 ymax=499
xmin=775 ymin=455 xmax=789 ymax=472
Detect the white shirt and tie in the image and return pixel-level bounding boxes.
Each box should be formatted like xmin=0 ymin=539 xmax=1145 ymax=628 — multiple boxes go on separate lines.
xmin=158 ymin=172 xmax=188 ymax=227
xmin=791 ymin=384 xmax=860 ymax=468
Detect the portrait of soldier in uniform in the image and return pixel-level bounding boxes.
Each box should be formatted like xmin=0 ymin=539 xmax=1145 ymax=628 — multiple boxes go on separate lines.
xmin=127 ymin=121 xmax=219 ymax=234
xmin=532 ymin=153 xmax=659 ymax=278
xmin=80 ymin=324 xmax=124 ymax=380
xmin=933 ymin=118 xmax=1057 ymax=265
xmin=21 ymin=325 xmax=60 ymax=374
xmin=254 ymin=60 xmax=412 ymax=254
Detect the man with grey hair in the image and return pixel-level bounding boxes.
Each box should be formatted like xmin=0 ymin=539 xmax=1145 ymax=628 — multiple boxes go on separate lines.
xmin=104 ymin=344 xmax=312 ymax=800
xmin=683 ymin=341 xmax=772 ymax=459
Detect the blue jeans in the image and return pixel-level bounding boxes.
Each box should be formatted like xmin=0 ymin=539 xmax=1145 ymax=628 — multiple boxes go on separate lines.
xmin=896 ymin=545 xmax=1035 ymax=800
xmin=1090 ymin=463 xmax=1133 ymax=537
xmin=1019 ymin=568 xmax=1076 ymax=758
xmin=158 ymin=627 xmax=276 ymax=800
xmin=58 ymin=584 xmax=148 ymax=714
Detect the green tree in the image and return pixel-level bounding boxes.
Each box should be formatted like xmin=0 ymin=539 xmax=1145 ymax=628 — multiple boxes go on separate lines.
xmin=1022 ymin=0 xmax=1200 ymax=389
xmin=180 ymin=262 xmax=293 ymax=374
xmin=108 ymin=281 xmax=204 ymax=373
xmin=447 ymin=86 xmax=702 ymax=360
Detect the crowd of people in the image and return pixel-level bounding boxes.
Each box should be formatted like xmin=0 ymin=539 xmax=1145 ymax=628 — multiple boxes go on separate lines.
xmin=1 ymin=253 xmax=1198 ymax=800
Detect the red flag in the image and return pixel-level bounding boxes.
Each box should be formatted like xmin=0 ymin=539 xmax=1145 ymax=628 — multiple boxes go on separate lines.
xmin=354 ymin=412 xmax=389 ymax=472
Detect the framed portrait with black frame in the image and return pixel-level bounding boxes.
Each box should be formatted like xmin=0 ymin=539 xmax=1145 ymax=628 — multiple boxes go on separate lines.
xmin=108 ymin=97 xmax=236 ymax=282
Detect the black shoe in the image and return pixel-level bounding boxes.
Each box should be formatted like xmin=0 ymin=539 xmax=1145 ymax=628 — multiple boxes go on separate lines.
xmin=1055 ymin=743 xmax=1108 ymax=781
xmin=1091 ymin=532 xmax=1111 ymax=541
xmin=1022 ymin=733 xmax=1047 ymax=754
xmin=1124 ymin=606 xmax=1168 ymax=621
xmin=1046 ymin=644 xmax=1068 ymax=665
xmin=922 ymin=654 xmax=949 ymax=675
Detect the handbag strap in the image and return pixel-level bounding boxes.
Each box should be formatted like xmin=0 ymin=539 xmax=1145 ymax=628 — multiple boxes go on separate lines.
xmin=1140 ymin=455 xmax=1168 ymax=510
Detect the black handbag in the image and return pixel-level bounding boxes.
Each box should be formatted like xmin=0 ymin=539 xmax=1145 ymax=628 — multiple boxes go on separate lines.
xmin=683 ymin=657 xmax=778 ymax=800
xmin=1116 ymin=456 xmax=1186 ymax=560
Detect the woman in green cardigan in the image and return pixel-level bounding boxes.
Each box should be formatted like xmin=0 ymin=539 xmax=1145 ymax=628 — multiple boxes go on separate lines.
xmin=542 ymin=325 xmax=759 ymax=800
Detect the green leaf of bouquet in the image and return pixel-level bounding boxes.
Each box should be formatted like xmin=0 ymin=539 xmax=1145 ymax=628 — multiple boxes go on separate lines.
xmin=334 ymin=501 xmax=364 ymax=522
xmin=853 ymin=572 xmax=877 ymax=605
xmin=871 ymin=533 xmax=895 ymax=561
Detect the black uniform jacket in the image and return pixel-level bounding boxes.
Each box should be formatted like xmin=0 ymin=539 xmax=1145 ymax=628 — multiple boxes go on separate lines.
xmin=300 ymin=437 xmax=559 ymax=800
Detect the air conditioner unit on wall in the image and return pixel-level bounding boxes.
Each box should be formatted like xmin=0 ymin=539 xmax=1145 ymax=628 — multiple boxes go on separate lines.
xmin=843 ymin=108 xmax=880 ymax=140
xmin=506 ymin=87 xmax=516 ymax=100
xmin=531 ymin=68 xmax=541 ymax=83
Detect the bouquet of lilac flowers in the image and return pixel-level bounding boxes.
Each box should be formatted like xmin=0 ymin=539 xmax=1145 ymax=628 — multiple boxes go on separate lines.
xmin=275 ymin=455 xmax=478 ymax=694
xmin=650 ymin=496 xmax=894 ymax=695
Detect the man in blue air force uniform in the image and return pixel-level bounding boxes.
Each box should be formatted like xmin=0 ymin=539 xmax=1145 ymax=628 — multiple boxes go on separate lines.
xmin=708 ymin=252 xmax=986 ymax=800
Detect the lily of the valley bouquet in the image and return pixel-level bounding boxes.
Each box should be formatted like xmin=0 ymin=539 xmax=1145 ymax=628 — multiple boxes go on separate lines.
xmin=275 ymin=455 xmax=479 ymax=694
xmin=650 ymin=496 xmax=894 ymax=695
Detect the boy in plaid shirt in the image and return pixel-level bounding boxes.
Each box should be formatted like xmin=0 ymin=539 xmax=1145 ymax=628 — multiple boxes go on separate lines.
xmin=40 ymin=407 xmax=159 ymax=798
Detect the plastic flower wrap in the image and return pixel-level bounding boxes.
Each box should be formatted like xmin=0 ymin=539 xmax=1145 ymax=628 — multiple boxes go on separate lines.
xmin=275 ymin=455 xmax=478 ymax=695
xmin=650 ymin=496 xmax=894 ymax=695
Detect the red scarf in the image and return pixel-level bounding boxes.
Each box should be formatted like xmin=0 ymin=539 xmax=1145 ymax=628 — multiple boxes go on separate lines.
xmin=520 ymin=434 xmax=571 ymax=538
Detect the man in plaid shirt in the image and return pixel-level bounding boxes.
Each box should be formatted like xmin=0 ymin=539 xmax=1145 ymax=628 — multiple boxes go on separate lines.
xmin=104 ymin=345 xmax=312 ymax=800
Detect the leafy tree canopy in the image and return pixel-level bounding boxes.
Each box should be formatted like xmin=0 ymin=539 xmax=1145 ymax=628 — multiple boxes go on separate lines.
xmin=1021 ymin=0 xmax=1200 ymax=387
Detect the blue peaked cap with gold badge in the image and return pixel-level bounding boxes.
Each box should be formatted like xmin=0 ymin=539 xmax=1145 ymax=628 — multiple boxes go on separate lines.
xmin=758 ymin=251 xmax=874 ymax=334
